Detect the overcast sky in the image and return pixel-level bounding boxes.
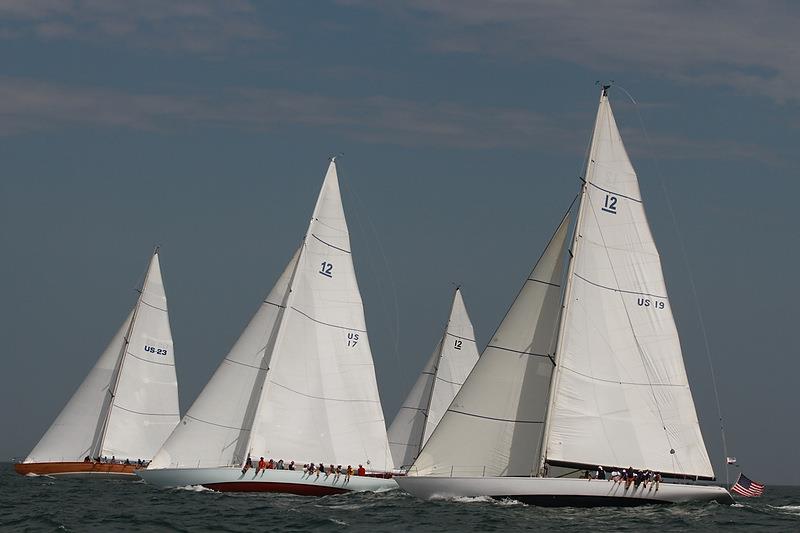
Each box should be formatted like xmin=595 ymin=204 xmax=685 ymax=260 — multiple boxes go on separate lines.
xmin=1 ymin=1 xmax=798 ymax=484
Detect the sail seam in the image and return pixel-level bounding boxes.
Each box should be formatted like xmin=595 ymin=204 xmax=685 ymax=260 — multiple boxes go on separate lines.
xmin=449 ymin=409 xmax=543 ymax=424
xmin=561 ymin=365 xmax=688 ymax=387
xmin=224 ymin=357 xmax=267 ymax=371
xmin=125 ymin=351 xmax=175 ymax=367
xmin=586 ymin=180 xmax=642 ymax=203
xmin=262 ymin=300 xmax=286 ymax=309
xmin=185 ymin=415 xmax=248 ymax=431
xmin=290 ymin=306 xmax=367 ymax=332
xmin=271 ymin=381 xmax=381 ymax=403
xmin=527 ymin=278 xmax=561 ymax=288
xmin=443 ymin=332 xmax=476 ymax=342
xmin=434 ymin=375 xmax=465 ymax=386
xmin=139 ymin=299 xmax=167 ymax=312
xmin=311 ymin=233 xmax=351 ymax=254
xmin=111 ymin=403 xmax=179 ymax=417
xmin=486 ymin=345 xmax=550 ymax=358
xmin=574 ymin=273 xmax=668 ymax=299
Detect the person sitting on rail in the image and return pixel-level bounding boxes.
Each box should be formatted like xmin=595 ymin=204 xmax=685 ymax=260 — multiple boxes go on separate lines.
xmin=277 ymin=459 xmax=285 ymax=470
xmin=256 ymin=457 xmax=267 ymax=475
xmin=288 ymin=461 xmax=295 ymax=471
xmin=357 ymin=464 xmax=366 ymax=476
xmin=346 ymin=465 xmax=353 ymax=481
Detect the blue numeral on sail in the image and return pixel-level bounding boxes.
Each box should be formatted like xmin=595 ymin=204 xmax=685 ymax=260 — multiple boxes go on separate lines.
xmin=319 ymin=262 xmax=333 ymax=278
xmin=602 ymin=194 xmax=618 ymax=214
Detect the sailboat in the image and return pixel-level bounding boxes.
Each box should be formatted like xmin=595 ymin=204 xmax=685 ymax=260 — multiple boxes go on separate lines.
xmin=396 ymin=87 xmax=734 ymax=506
xmin=139 ymin=159 xmax=397 ymax=495
xmin=15 ymin=250 xmax=180 ymax=478
xmin=388 ymin=287 xmax=480 ymax=470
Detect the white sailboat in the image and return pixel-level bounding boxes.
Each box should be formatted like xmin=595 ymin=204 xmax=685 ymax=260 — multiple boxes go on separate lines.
xmin=16 ymin=250 xmax=180 ymax=478
xmin=388 ymin=287 xmax=480 ymax=470
xmin=139 ymin=159 xmax=397 ymax=495
xmin=396 ymin=87 xmax=734 ymax=506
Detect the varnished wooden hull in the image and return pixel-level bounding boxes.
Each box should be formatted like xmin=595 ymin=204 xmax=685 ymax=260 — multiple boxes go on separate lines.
xmin=14 ymin=461 xmax=140 ymax=478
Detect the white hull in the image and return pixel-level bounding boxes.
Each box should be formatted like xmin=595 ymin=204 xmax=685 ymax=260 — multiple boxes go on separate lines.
xmin=139 ymin=466 xmax=398 ymax=496
xmin=396 ymin=476 xmax=734 ymax=506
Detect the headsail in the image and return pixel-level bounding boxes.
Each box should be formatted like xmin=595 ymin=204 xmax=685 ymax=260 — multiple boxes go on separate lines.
xmin=388 ymin=288 xmax=480 ymax=469
xmin=150 ymin=160 xmax=393 ymax=472
xmin=542 ymin=89 xmax=713 ymax=479
xmin=149 ymin=249 xmax=298 ymax=469
xmin=25 ymin=251 xmax=179 ymax=463
xmin=410 ymin=214 xmax=570 ymax=477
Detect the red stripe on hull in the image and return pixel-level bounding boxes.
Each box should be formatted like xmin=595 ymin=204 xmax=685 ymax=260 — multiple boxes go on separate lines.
xmin=203 ymin=481 xmax=349 ymax=496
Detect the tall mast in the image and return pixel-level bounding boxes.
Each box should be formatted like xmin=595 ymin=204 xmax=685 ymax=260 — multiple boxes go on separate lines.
xmin=537 ymin=87 xmax=606 ymax=476
xmin=89 ymin=247 xmax=157 ymax=458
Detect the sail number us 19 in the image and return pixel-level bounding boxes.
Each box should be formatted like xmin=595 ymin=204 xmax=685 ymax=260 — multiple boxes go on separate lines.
xmin=637 ymin=298 xmax=666 ymax=310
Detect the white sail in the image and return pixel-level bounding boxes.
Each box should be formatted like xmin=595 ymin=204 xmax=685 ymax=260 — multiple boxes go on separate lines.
xmin=101 ymin=253 xmax=181 ymax=460
xmin=247 ymin=161 xmax=392 ymax=471
xmin=25 ymin=312 xmax=132 ymax=463
xmin=149 ymin=249 xmax=298 ymax=469
xmin=543 ymin=90 xmax=713 ymax=478
xmin=25 ymin=251 xmax=179 ymax=463
xmin=410 ymin=216 xmax=570 ymax=477
xmin=150 ymin=160 xmax=393 ymax=472
xmin=388 ymin=288 xmax=480 ymax=468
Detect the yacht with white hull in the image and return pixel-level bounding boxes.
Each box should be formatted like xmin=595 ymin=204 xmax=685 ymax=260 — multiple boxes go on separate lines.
xmin=139 ymin=159 xmax=396 ymax=494
xmin=396 ymin=87 xmax=734 ymax=506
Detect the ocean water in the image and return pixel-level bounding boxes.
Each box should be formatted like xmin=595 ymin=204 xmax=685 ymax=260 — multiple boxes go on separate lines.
xmin=2 ymin=464 xmax=799 ymax=532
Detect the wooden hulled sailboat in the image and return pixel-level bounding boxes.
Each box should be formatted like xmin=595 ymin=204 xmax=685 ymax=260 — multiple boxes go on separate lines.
xmin=388 ymin=287 xmax=480 ymax=470
xmin=139 ymin=159 xmax=396 ymax=495
xmin=396 ymin=88 xmax=734 ymax=506
xmin=16 ymin=250 xmax=180 ymax=478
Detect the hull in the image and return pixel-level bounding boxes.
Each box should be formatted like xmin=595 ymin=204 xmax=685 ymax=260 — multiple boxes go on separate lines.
xmin=396 ymin=476 xmax=734 ymax=507
xmin=139 ymin=466 xmax=398 ymax=496
xmin=15 ymin=461 xmax=139 ymax=478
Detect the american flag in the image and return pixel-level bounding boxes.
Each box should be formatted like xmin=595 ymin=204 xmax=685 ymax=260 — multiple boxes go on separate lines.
xmin=731 ymin=473 xmax=765 ymax=497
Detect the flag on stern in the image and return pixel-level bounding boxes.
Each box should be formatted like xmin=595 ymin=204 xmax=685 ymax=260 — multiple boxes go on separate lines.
xmin=726 ymin=457 xmax=737 ymax=465
xmin=730 ymin=473 xmax=765 ymax=497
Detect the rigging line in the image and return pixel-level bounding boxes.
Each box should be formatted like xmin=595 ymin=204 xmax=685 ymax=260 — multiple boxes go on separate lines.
xmin=337 ymin=160 xmax=401 ymax=371
xmin=613 ymin=83 xmax=729 ymax=485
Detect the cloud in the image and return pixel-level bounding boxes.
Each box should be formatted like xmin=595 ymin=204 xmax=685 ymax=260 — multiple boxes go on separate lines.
xmin=341 ymin=0 xmax=800 ymax=103
xmin=0 ymin=76 xmax=777 ymax=164
xmin=0 ymin=0 xmax=270 ymax=54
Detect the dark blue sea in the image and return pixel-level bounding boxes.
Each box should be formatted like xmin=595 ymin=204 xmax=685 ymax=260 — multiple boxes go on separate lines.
xmin=2 ymin=464 xmax=799 ymax=532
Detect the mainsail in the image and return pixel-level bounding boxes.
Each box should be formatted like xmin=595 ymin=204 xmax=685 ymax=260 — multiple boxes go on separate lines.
xmin=542 ymin=89 xmax=713 ymax=479
xmin=25 ymin=251 xmax=180 ymax=463
xmin=387 ymin=288 xmax=480 ymax=468
xmin=409 ymin=88 xmax=713 ymax=481
xmin=410 ymin=216 xmax=570 ymax=477
xmin=150 ymin=160 xmax=393 ymax=471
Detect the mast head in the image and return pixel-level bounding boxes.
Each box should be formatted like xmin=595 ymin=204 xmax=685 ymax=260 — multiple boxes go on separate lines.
xmin=595 ymin=80 xmax=614 ymax=97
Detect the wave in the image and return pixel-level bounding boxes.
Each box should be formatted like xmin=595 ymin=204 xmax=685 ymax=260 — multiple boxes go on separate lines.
xmin=173 ymin=484 xmax=216 ymax=493
xmin=430 ymin=494 xmax=525 ymax=506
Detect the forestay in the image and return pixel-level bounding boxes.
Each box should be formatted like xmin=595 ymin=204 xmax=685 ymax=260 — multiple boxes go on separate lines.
xmin=388 ymin=288 xmax=479 ymax=468
xmin=25 ymin=252 xmax=179 ymax=463
xmin=543 ymin=90 xmax=713 ymax=479
xmin=410 ymin=215 xmax=570 ymax=477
